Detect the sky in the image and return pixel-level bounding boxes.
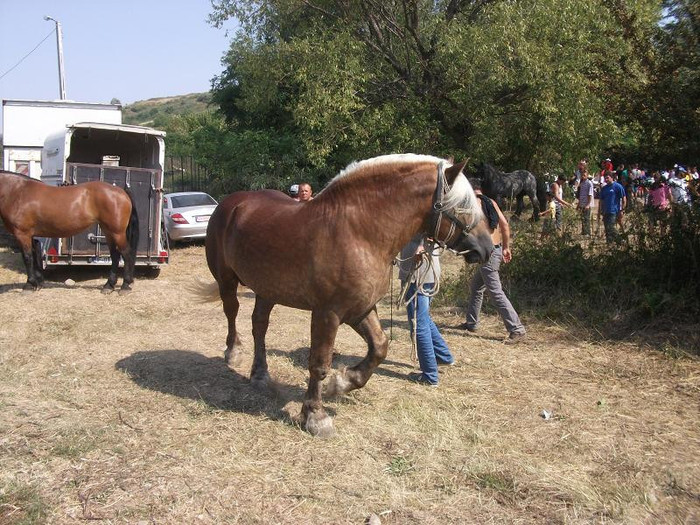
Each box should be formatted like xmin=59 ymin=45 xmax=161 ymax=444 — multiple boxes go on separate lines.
xmin=0 ymin=1 xmax=237 ymax=106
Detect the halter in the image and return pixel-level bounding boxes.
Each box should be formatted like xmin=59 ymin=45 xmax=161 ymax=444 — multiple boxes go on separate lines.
xmin=428 ymin=161 xmax=475 ymax=252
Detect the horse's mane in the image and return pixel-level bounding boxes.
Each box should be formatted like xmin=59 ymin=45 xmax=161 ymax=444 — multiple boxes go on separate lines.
xmin=321 ymin=154 xmax=482 ymax=227
xmin=331 ymin=154 xmax=445 ymax=182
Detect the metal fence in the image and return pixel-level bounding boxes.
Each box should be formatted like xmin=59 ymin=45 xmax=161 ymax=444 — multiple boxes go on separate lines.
xmin=163 ymin=156 xmax=214 ymax=194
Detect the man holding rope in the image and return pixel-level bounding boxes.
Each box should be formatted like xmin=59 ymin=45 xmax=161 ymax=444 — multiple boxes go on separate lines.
xmin=398 ymin=235 xmax=454 ymax=386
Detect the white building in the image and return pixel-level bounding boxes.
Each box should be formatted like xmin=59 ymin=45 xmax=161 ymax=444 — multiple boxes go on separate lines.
xmin=1 ymin=99 xmax=121 ymax=178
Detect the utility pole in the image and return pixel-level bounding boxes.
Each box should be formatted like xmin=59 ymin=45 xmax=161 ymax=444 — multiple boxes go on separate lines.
xmin=44 ymin=16 xmax=66 ymax=100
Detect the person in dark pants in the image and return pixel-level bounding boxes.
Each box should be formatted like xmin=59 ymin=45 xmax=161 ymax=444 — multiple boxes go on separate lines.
xmin=459 ymin=179 xmax=526 ymax=344
xmin=577 ymin=169 xmax=595 ymax=236
xmin=598 ymin=172 xmax=626 ymax=243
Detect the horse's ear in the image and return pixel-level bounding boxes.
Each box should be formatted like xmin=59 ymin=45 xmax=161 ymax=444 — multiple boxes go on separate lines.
xmin=445 ymin=158 xmax=469 ymax=185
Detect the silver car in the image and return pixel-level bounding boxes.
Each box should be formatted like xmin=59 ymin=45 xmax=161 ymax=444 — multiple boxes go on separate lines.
xmin=163 ymin=192 xmax=218 ymax=243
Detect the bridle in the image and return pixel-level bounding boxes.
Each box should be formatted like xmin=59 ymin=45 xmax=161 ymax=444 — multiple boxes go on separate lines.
xmin=428 ymin=161 xmax=477 ymax=254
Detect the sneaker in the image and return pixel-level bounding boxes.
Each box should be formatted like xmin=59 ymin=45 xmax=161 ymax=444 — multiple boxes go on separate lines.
xmin=407 ymin=372 xmax=438 ymax=387
xmin=504 ymin=332 xmax=527 ymax=345
xmin=437 ymin=359 xmax=455 ymax=367
xmin=456 ymin=322 xmax=477 ymax=333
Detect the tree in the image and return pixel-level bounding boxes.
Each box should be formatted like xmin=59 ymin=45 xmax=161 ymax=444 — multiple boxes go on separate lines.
xmin=208 ymin=0 xmax=663 ymax=185
xmin=630 ymin=0 xmax=699 ymax=166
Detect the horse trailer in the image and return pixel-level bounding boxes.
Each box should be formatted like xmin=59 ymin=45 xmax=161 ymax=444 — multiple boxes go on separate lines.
xmin=39 ymin=122 xmax=169 ymax=272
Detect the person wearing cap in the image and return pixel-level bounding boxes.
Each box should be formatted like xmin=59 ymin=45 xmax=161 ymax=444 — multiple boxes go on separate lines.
xmin=598 ymin=171 xmax=626 ymax=243
xmin=550 ymin=174 xmax=574 ymax=233
xmin=601 ymin=158 xmax=613 ymax=175
xmin=289 ymin=184 xmax=300 ymax=200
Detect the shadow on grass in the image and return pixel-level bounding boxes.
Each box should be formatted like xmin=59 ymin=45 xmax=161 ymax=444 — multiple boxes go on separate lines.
xmin=268 ymin=344 xmax=414 ymax=384
xmin=116 ymin=349 xmax=311 ymax=426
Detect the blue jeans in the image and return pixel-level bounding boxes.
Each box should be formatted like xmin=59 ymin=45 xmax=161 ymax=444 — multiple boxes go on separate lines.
xmin=405 ymin=283 xmax=453 ymax=384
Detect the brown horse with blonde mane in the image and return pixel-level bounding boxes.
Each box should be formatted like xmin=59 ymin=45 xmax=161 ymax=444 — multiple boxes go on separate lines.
xmin=202 ymin=154 xmax=493 ymax=436
xmin=0 ymin=170 xmax=139 ymax=294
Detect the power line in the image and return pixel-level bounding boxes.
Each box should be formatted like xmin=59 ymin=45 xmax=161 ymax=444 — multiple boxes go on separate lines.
xmin=0 ymin=29 xmax=55 ymax=82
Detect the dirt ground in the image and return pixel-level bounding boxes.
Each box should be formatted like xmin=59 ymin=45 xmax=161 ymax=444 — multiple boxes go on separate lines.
xmin=1 ymin=244 xmax=698 ymax=524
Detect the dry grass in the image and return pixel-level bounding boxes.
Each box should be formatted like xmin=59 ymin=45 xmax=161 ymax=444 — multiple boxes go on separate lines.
xmin=1 ymin=244 xmax=698 ymax=524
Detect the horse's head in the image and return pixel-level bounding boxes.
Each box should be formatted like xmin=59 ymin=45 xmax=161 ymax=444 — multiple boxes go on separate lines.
xmin=448 ymin=218 xmax=493 ymax=263
xmin=431 ymin=161 xmax=493 ymax=264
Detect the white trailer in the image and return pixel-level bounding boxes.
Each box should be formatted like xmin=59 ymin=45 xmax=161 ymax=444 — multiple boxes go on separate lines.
xmin=39 ymin=122 xmax=169 ymax=270
xmin=1 ymin=99 xmax=121 ymax=177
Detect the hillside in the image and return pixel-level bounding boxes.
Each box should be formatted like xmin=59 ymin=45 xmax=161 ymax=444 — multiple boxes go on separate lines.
xmin=122 ymin=92 xmax=212 ymax=127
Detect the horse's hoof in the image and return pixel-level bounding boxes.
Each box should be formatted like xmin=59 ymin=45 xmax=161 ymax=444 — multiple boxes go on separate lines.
xmin=22 ymin=285 xmax=37 ymax=294
xmin=325 ymin=370 xmax=352 ymax=397
xmin=101 ymin=287 xmax=114 ymax=295
xmin=118 ymin=287 xmax=132 ymax=296
xmin=304 ymin=412 xmax=335 ymax=438
xmin=224 ymin=347 xmax=243 ymax=368
xmin=250 ymin=371 xmax=271 ymax=389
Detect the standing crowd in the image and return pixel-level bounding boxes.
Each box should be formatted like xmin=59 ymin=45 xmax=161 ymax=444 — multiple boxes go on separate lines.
xmin=553 ymin=159 xmax=698 ymax=244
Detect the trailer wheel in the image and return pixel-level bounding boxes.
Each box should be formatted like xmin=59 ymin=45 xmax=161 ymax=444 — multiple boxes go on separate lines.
xmin=140 ymin=266 xmax=161 ymax=279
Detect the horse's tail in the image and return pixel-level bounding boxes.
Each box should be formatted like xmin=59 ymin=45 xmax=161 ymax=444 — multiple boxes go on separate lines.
xmin=535 ymin=175 xmax=548 ymax=212
xmin=125 ymin=188 xmax=140 ymax=254
xmin=188 ymin=278 xmax=222 ymax=303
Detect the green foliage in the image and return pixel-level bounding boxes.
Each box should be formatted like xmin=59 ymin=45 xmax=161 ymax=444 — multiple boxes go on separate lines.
xmin=626 ymin=0 xmax=700 ymax=165
xmin=207 ymin=0 xmax=667 ymax=182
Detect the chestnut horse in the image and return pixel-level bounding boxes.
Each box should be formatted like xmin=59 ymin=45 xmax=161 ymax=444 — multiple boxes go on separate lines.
xmin=202 ymin=155 xmax=493 ymax=437
xmin=0 ymin=170 xmax=139 ymax=294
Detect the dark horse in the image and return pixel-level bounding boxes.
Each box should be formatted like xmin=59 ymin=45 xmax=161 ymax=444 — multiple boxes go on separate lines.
xmin=201 ymin=155 xmax=494 ymax=437
xmin=0 ymin=170 xmax=139 ymax=294
xmin=475 ymin=163 xmax=541 ymax=221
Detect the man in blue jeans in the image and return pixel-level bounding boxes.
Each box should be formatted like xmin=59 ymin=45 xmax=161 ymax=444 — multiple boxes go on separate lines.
xmin=398 ymin=235 xmax=454 ymax=386
xmin=598 ymin=172 xmax=626 ymax=243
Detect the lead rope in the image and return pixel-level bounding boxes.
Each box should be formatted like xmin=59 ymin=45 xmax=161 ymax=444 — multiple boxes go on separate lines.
xmin=390 ymin=262 xmax=394 ymax=342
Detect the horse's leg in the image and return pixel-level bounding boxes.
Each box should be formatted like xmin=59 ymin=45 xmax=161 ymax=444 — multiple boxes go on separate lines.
xmin=326 ymin=307 xmax=388 ymax=396
xmin=496 ymin=196 xmax=506 ymax=213
xmin=119 ymin=199 xmax=139 ymax=295
xmin=529 ymin=191 xmax=541 ymax=221
xmin=515 ymin=194 xmax=524 ymax=217
xmin=301 ymin=310 xmax=339 ymax=438
xmin=118 ymin=241 xmax=136 ymax=295
xmin=250 ymin=296 xmax=274 ymax=386
xmin=102 ymin=240 xmax=120 ymax=294
xmin=31 ymin=238 xmax=45 ymax=289
xmin=13 ymin=232 xmax=40 ymax=291
xmin=220 ymin=278 xmax=243 ymax=367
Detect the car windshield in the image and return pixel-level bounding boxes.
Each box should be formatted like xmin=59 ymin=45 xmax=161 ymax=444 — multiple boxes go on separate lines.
xmin=171 ymin=194 xmax=217 ymax=208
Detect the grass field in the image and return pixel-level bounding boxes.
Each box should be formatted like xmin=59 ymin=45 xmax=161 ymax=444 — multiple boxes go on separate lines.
xmin=1 ymin=244 xmax=698 ymax=524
